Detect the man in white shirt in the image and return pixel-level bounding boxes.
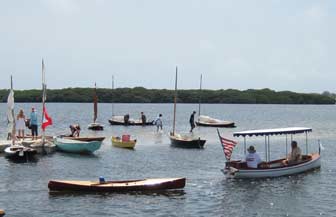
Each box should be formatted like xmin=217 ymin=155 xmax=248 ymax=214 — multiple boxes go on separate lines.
xmin=245 ymin=145 xmax=262 ymax=168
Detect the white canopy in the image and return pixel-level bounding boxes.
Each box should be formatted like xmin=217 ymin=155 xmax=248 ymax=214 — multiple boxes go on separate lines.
xmin=233 ymin=127 xmax=312 ymax=137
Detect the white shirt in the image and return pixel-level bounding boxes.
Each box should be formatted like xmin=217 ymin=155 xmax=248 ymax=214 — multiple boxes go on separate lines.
xmin=245 ymin=152 xmax=262 ymax=168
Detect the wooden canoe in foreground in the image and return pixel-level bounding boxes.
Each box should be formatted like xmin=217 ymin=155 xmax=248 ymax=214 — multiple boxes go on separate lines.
xmin=48 ymin=178 xmax=186 ymax=192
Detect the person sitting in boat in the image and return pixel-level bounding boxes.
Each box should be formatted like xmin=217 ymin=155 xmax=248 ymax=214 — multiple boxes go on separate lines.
xmin=245 ymin=145 xmax=262 ymax=168
xmin=141 ymin=112 xmax=146 ymax=126
xmin=283 ymin=141 xmax=302 ymax=165
xmin=124 ymin=114 xmax=130 ymax=125
xmin=69 ymin=124 xmax=81 ymax=137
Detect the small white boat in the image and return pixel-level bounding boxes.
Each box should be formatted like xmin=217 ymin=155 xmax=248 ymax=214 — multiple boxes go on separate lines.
xmin=220 ymin=127 xmax=321 ymax=179
xmin=54 ymin=137 xmax=102 ymax=154
xmin=196 ymin=115 xmax=235 ymax=128
xmin=4 ymin=145 xmax=37 ymax=161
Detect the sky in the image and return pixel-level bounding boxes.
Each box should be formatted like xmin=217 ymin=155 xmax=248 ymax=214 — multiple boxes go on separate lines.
xmin=0 ymin=0 xmax=335 ymax=92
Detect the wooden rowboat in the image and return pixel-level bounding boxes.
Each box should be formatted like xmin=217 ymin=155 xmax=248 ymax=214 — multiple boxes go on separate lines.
xmin=62 ymin=136 xmax=105 ymax=142
xmin=108 ymin=118 xmax=154 ymax=126
xmin=111 ymin=136 xmax=136 ymax=149
xmin=54 ymin=137 xmax=102 ymax=154
xmin=169 ymin=134 xmax=206 ymax=149
xmin=48 ymin=178 xmax=186 ymax=192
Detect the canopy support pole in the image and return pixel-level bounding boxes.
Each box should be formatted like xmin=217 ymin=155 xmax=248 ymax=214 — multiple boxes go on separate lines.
xmin=268 ymin=135 xmax=270 ymax=161
xmin=264 ymin=136 xmax=267 ymax=162
xmin=244 ymin=137 xmax=246 ymax=155
xmin=286 ymin=134 xmax=288 ymax=157
xmin=305 ymin=131 xmax=308 ymax=155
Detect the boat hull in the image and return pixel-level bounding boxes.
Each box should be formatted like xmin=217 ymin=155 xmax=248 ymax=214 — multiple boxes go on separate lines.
xmin=108 ymin=119 xmax=154 ymax=126
xmin=4 ymin=146 xmax=37 ymax=162
xmin=111 ymin=137 xmax=136 ymax=149
xmin=223 ymin=153 xmax=321 ymax=179
xmin=48 ymin=178 xmax=186 ymax=192
xmin=169 ymin=135 xmax=206 ymax=149
xmin=87 ymin=124 xmax=104 ymax=131
xmin=196 ymin=121 xmax=235 ymax=128
xmin=55 ymin=138 xmax=102 ymax=154
xmin=61 ymin=136 xmax=106 ymax=142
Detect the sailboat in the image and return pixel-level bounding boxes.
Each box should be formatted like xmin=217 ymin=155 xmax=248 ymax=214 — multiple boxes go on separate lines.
xmin=169 ymin=67 xmax=206 ymax=148
xmin=4 ymin=76 xmax=37 ymax=161
xmin=108 ymin=76 xmax=154 ymax=126
xmin=26 ymin=59 xmax=57 ymax=154
xmin=195 ymin=74 xmax=235 ymax=128
xmin=88 ymin=83 xmax=104 ymax=130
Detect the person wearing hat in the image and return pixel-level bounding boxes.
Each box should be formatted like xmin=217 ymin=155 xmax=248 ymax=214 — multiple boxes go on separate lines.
xmin=245 ymin=145 xmax=262 ymax=168
xmin=189 ymin=111 xmax=197 ymax=133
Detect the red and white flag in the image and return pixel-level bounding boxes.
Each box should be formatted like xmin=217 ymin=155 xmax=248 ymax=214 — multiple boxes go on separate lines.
xmin=42 ymin=105 xmax=52 ymax=131
xmin=217 ymin=129 xmax=238 ymax=160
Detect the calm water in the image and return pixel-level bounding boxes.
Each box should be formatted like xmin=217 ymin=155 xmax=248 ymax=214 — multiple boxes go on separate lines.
xmin=0 ymin=103 xmax=335 ymax=217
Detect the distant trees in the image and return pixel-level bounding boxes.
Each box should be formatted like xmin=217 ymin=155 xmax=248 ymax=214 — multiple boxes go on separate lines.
xmin=0 ymin=87 xmax=335 ymax=104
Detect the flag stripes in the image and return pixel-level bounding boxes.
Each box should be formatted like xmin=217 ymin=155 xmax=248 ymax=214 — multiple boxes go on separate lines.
xmin=217 ymin=130 xmax=238 ymax=160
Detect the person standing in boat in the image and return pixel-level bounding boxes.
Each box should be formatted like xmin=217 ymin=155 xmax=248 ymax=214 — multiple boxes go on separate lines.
xmin=245 ymin=146 xmax=262 ymax=168
xmin=29 ymin=107 xmax=38 ymax=140
xmin=141 ymin=112 xmax=146 ymax=126
xmin=124 ymin=114 xmax=130 ymax=125
xmin=155 ymin=114 xmax=163 ymax=132
xmin=189 ymin=111 xmax=196 ymax=132
xmin=16 ymin=109 xmax=26 ymax=138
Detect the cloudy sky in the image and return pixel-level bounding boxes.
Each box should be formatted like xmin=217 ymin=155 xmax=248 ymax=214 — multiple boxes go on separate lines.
xmin=0 ymin=0 xmax=334 ymax=92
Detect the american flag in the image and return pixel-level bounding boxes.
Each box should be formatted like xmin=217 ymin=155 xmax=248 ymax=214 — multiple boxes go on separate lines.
xmin=217 ymin=129 xmax=238 ymax=160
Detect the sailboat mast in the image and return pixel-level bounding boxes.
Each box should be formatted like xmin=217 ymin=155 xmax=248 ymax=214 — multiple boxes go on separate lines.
xmin=93 ymin=83 xmax=98 ymax=123
xmin=111 ymin=75 xmax=114 ymax=117
xmin=172 ymin=67 xmax=178 ymax=136
xmin=42 ymin=59 xmax=46 ymax=145
xmin=198 ymin=74 xmax=202 ymax=116
xmin=10 ymin=75 xmax=16 ymax=146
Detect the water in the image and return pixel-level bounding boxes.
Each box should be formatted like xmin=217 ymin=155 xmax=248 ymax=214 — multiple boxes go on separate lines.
xmin=0 ymin=103 xmax=335 ymax=216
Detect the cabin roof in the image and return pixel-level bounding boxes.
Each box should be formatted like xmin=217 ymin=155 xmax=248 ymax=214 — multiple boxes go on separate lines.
xmin=233 ymin=127 xmax=312 ymax=137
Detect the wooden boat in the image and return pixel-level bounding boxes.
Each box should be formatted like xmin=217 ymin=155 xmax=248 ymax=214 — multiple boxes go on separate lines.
xmin=108 ymin=78 xmax=154 ymax=126
xmin=88 ymin=83 xmax=104 ymax=131
xmin=48 ymin=177 xmax=186 ymax=192
xmin=0 ymin=209 xmax=5 ymax=217
xmin=54 ymin=137 xmax=102 ymax=154
xmin=169 ymin=133 xmax=206 ymax=149
xmin=4 ymin=145 xmax=37 ymax=161
xmin=195 ymin=75 xmax=235 ymax=128
xmin=62 ymin=136 xmax=105 ymax=142
xmin=220 ymin=127 xmax=321 ymax=178
xmin=108 ymin=117 xmax=154 ymax=126
xmin=88 ymin=123 xmax=104 ymax=131
xmin=111 ymin=136 xmax=136 ymax=149
xmin=196 ymin=115 xmax=235 ymax=128
xmin=169 ymin=67 xmax=206 ymax=149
